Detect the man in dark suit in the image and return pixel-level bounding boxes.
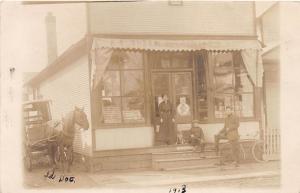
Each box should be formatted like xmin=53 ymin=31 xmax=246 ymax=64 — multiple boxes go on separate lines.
xmin=189 ymin=120 xmax=205 ymax=157
xmin=214 ymin=106 xmax=240 ymax=167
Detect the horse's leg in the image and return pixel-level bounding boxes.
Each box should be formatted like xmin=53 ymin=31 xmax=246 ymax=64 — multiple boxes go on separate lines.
xmin=61 ymin=144 xmax=67 ymax=173
xmin=69 ymin=145 xmax=73 ymax=166
xmin=65 ymin=144 xmax=73 ymax=173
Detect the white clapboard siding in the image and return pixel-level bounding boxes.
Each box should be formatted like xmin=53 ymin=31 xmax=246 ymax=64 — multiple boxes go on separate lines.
xmin=88 ymin=1 xmax=255 ymax=36
xmin=261 ymin=3 xmax=280 ymax=46
xmin=39 ymin=55 xmax=92 ymax=156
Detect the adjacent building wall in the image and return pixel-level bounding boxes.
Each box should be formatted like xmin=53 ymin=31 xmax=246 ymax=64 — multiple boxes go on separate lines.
xmin=88 ymin=1 xmax=256 ymax=36
xmin=38 ymin=55 xmax=93 ymax=156
xmin=261 ymin=3 xmax=280 ymax=46
xmin=258 ymin=3 xmax=280 ymax=131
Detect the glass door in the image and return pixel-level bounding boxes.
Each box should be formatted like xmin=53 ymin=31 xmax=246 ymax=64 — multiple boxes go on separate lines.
xmin=151 ymin=72 xmax=193 ymax=125
xmin=173 ymin=72 xmax=193 ymax=123
xmin=152 ymin=73 xmax=172 ymax=125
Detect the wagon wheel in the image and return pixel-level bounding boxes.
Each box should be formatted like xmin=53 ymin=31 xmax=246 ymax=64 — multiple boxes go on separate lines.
xmin=24 ymin=149 xmax=32 ymax=171
xmin=23 ymin=145 xmax=32 ymax=171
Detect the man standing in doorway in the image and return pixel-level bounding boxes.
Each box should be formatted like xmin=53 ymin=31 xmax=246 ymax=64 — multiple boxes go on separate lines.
xmin=158 ymin=94 xmax=176 ymax=145
xmin=214 ymin=106 xmax=240 ymax=167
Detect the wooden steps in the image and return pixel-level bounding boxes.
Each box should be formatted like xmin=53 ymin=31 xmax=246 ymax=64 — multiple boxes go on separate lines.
xmin=161 ymin=164 xmax=217 ymax=171
xmin=152 ymin=150 xmax=216 ymax=160
xmin=152 ymin=149 xmax=220 ymax=171
xmin=151 ymin=143 xmax=219 ymax=171
xmin=87 ymin=144 xmax=221 ymax=172
xmin=153 ymin=156 xmax=220 ymax=171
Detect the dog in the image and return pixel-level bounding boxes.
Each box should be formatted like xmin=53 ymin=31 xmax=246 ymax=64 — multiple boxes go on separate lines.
xmin=176 ymin=130 xmax=187 ymax=145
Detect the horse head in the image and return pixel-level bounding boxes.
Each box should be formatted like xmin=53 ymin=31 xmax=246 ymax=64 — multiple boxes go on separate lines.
xmin=74 ymin=106 xmax=89 ymax=130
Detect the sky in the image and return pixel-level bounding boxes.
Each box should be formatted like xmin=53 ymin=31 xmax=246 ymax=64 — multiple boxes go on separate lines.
xmin=0 ymin=1 xmax=276 ymax=74
xmin=1 ymin=1 xmax=87 ymax=73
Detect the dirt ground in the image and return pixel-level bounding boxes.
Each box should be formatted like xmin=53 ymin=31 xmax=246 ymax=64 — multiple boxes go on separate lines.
xmin=23 ymin=161 xmax=281 ymax=190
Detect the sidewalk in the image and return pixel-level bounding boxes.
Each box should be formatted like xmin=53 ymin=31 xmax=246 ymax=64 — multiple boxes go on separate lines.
xmin=87 ymin=161 xmax=280 ymax=188
xmin=24 ymin=161 xmax=280 ymax=189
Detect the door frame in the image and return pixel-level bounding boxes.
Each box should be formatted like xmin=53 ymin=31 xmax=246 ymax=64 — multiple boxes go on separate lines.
xmin=150 ymin=71 xmax=194 ymax=125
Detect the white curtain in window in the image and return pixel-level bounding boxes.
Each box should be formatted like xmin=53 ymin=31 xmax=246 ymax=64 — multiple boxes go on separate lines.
xmin=91 ymin=48 xmax=113 ymax=89
xmin=241 ymin=49 xmax=264 ymax=87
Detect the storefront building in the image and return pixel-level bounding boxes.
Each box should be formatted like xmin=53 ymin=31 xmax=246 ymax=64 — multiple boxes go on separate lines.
xmin=90 ymin=37 xmax=263 ymax=150
xmin=26 ymin=1 xmax=264 ymax=169
xmin=88 ymin=1 xmax=263 ymax=151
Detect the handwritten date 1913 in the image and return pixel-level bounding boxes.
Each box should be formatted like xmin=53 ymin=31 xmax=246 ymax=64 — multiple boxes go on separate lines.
xmin=169 ymin=184 xmax=187 ymax=193
xmin=44 ymin=170 xmax=75 ymax=183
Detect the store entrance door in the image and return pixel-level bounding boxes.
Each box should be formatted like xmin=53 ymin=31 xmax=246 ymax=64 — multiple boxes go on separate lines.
xmin=151 ymin=72 xmax=193 ymax=144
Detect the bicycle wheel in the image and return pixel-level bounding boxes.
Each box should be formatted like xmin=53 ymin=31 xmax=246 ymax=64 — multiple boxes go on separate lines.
xmin=252 ymin=140 xmax=267 ymax=162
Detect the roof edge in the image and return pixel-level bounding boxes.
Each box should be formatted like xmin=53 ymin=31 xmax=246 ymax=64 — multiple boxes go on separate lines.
xmin=25 ymin=36 xmax=89 ymax=87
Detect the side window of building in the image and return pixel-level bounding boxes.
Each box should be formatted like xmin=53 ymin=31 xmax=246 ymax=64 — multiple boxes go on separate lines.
xmin=99 ymin=50 xmax=146 ymax=124
xmin=209 ymin=51 xmax=254 ymax=119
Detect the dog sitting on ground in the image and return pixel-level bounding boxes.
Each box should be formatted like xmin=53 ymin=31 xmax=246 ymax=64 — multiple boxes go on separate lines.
xmin=176 ymin=130 xmax=189 ymax=145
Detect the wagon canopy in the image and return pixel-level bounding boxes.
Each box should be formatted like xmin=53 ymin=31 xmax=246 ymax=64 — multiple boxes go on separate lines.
xmin=90 ymin=38 xmax=263 ymax=89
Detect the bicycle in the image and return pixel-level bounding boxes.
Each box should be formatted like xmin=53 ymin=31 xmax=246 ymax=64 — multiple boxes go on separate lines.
xmin=251 ymin=139 xmax=266 ymax=163
xmin=219 ymin=138 xmax=266 ymax=164
xmin=218 ymin=140 xmax=245 ymax=165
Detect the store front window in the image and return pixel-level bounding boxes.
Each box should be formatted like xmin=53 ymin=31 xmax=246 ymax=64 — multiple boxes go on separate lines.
xmin=210 ymin=52 xmax=255 ymax=119
xmin=96 ymin=49 xmax=257 ymax=127
xmin=99 ymin=50 xmax=145 ymax=124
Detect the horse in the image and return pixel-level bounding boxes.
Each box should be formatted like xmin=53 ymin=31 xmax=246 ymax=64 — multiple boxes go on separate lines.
xmin=48 ymin=106 xmax=89 ymax=172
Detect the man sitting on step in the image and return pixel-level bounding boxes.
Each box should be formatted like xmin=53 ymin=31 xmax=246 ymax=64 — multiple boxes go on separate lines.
xmin=189 ymin=120 xmax=205 ymax=158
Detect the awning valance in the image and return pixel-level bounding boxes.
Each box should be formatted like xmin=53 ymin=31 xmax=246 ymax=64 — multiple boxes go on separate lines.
xmin=92 ymin=38 xmax=261 ymax=52
xmin=91 ymin=38 xmax=263 ymax=89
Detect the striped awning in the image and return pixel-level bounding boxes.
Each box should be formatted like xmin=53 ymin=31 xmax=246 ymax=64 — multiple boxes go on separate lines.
xmin=91 ymin=38 xmax=263 ymax=89
xmin=92 ymin=38 xmax=261 ymax=51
